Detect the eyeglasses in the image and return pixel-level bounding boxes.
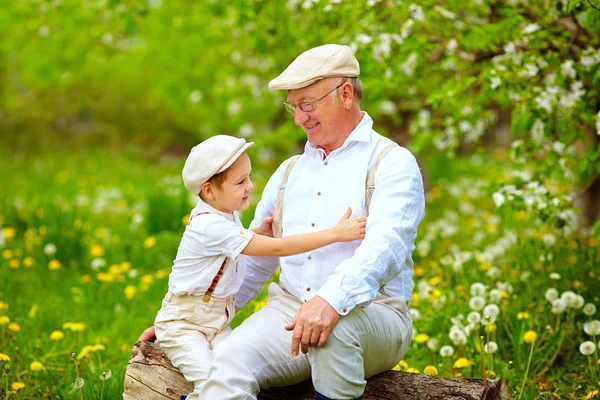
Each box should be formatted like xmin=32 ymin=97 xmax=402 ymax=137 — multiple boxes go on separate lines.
xmin=282 ymin=83 xmax=343 ymax=114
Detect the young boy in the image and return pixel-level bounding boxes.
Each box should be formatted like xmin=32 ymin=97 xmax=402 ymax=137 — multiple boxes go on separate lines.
xmin=154 ymin=135 xmax=366 ymax=400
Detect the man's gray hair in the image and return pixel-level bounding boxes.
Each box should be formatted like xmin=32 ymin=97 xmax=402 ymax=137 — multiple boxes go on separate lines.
xmin=342 ymin=77 xmax=363 ymax=100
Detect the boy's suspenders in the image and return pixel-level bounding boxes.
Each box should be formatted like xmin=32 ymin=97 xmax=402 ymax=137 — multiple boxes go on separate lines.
xmin=272 ymin=142 xmax=398 ymax=237
xmin=188 ymin=211 xmax=229 ymax=302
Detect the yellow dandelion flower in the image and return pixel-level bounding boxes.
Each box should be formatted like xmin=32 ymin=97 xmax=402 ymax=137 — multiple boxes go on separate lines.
xmin=80 ymin=274 xmax=92 ymax=284
xmin=392 ymin=360 xmax=409 ymax=371
xmin=12 ymin=382 xmax=25 ymax=391
xmin=414 ymin=267 xmax=425 ymax=277
xmin=120 ymin=262 xmax=131 ymax=272
xmin=63 ymin=322 xmax=74 ymax=329
xmin=94 ymin=228 xmax=107 ymax=238
xmin=524 ymin=330 xmax=537 ymax=344
xmin=588 ymin=237 xmax=598 ymax=247
xmin=0 ymin=353 xmax=10 ymax=361
xmin=406 ymin=367 xmax=420 ymax=373
xmin=0 ymin=316 xmax=10 ymax=325
xmin=8 ymin=322 xmax=20 ymax=332
xmin=120 ymin=344 xmax=130 ymax=353
xmin=415 ymin=333 xmax=430 ymax=344
xmin=428 ymin=276 xmax=442 ymax=286
xmin=109 ymin=264 xmax=121 ymax=275
xmin=453 ymin=357 xmax=472 ymax=369
xmin=70 ymin=323 xmax=86 ymax=332
xmin=23 ymin=257 xmax=35 ymax=267
xmin=92 ymin=344 xmax=105 ymax=351
xmin=77 ymin=345 xmax=94 ymax=360
xmin=141 ymin=275 xmax=154 ymax=285
xmin=2 ymin=249 xmax=13 ymax=259
xmin=423 ymin=365 xmax=438 ymax=375
xmin=124 ymin=285 xmax=137 ymax=300
xmin=484 ymin=323 xmax=497 ymax=333
xmin=573 ymin=280 xmax=583 ymax=289
xmin=584 ymin=389 xmax=599 ymax=400
xmin=517 ymin=312 xmax=530 ymax=320
xmin=143 ymin=236 xmax=157 ymax=248
xmin=182 ymin=214 xmax=190 ymax=225
xmin=39 ymin=226 xmax=47 ymax=235
xmin=431 ymin=289 xmax=442 ymax=298
xmin=30 ymin=361 xmax=44 ymax=371
xmin=8 ymin=259 xmax=19 ymax=269
xmin=90 ymin=244 xmax=105 ymax=257
xmin=35 ymin=208 xmax=44 ymax=218
xmin=486 ymin=370 xmax=497 ymax=379
xmin=48 ymin=259 xmax=61 ymax=270
xmin=430 ymin=187 xmax=442 ymax=199
xmin=28 ymin=305 xmax=38 ymax=319
xmin=155 ymin=269 xmax=169 ymax=280
xmin=479 ymin=262 xmax=492 ymax=271
xmin=50 ymin=330 xmax=65 ymax=341
xmin=4 ymin=227 xmax=16 ymax=239
xmin=0 ymin=302 xmax=7 ymax=311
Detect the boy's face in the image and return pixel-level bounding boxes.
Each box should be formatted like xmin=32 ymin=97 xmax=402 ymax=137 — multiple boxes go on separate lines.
xmin=211 ymin=152 xmax=254 ymax=213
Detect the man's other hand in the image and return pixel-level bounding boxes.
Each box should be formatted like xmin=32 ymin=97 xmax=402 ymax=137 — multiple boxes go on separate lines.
xmin=138 ymin=326 xmax=157 ymax=343
xmin=285 ymin=296 xmax=340 ymax=356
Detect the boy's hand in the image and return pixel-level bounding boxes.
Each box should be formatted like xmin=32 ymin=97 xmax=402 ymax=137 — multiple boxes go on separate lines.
xmin=251 ymin=217 xmax=274 ymax=237
xmin=332 ymin=208 xmax=366 ymax=242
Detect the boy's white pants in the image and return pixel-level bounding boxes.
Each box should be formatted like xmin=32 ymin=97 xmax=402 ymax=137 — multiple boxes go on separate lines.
xmin=154 ymin=292 xmax=235 ymax=400
xmin=198 ymin=283 xmax=412 ymax=400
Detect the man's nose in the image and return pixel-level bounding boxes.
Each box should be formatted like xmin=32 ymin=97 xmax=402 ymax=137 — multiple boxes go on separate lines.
xmin=293 ymin=108 xmax=310 ymax=125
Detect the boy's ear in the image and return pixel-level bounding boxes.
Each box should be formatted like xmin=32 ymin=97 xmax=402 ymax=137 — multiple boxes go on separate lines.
xmin=200 ymin=182 xmax=214 ymax=200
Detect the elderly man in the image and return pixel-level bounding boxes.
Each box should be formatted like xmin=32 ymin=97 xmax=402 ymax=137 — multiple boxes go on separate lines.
xmin=140 ymin=44 xmax=425 ymax=400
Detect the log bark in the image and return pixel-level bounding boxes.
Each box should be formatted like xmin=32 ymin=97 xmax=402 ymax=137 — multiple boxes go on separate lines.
xmin=123 ymin=341 xmax=513 ymax=400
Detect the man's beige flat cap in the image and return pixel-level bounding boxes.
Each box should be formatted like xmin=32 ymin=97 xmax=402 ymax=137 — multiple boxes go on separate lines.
xmin=268 ymin=44 xmax=360 ymax=90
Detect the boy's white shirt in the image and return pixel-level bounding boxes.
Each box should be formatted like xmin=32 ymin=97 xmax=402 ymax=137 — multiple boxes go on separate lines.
xmin=235 ymin=111 xmax=425 ymax=315
xmin=167 ymin=198 xmax=255 ymax=298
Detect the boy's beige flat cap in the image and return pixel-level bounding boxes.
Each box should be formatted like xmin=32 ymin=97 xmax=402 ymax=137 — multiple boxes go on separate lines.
xmin=182 ymin=135 xmax=254 ymax=195
xmin=269 ymin=44 xmax=359 ymax=90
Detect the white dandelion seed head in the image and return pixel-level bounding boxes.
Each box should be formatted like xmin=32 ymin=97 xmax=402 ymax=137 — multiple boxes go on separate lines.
xmin=44 ymin=243 xmax=57 ymax=256
xmin=449 ymin=327 xmax=467 ymax=345
xmin=481 ymin=313 xmax=497 ymax=325
xmin=545 ymin=288 xmax=559 ymax=302
xmin=560 ymin=291 xmax=578 ymax=308
xmin=584 ymin=320 xmax=600 ymax=336
xmin=487 ymin=267 xmax=502 ymax=279
xmin=440 ymin=345 xmax=454 ymax=357
xmin=470 ymin=283 xmax=486 ymax=297
xmin=583 ymin=303 xmax=597 ymax=316
xmin=572 ymin=295 xmax=585 ymax=309
xmin=484 ymin=341 xmax=498 ymax=354
xmin=580 ymin=341 xmax=596 ymax=355
xmin=410 ymin=308 xmax=421 ymax=321
xmin=489 ymin=289 xmax=502 ymax=303
xmin=467 ymin=311 xmax=481 ymax=325
xmin=427 ymin=338 xmax=440 ymax=351
xmin=469 ymin=296 xmax=486 ymax=311
xmin=483 ymin=304 xmax=500 ymax=318
xmin=100 ymin=369 xmax=112 ymax=380
xmin=72 ymin=377 xmax=85 ymax=389
xmin=551 ymin=298 xmax=567 ymax=314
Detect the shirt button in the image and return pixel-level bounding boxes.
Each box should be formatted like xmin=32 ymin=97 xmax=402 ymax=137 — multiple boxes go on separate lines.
xmin=306 ymin=287 xmax=311 ymax=292
xmin=317 ymin=192 xmax=321 ymax=196
xmin=324 ymin=161 xmax=328 ymax=166
xmin=343 ymin=308 xmax=347 ymax=313
xmin=311 ymin=222 xmax=315 ymax=227
xmin=307 ymin=255 xmax=312 ymax=260
xmin=239 ymin=230 xmax=244 ymax=235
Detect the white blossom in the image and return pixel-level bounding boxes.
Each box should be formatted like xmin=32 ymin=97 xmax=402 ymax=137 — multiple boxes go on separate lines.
xmin=449 ymin=328 xmax=467 ymax=345
xmin=522 ymin=23 xmax=541 ymax=34
xmin=44 ymin=243 xmax=57 ymax=256
xmin=561 ymin=60 xmax=576 ymax=79
xmin=490 ymin=77 xmax=501 ymax=89
xmin=483 ymin=304 xmax=500 ymax=319
xmin=493 ymin=192 xmax=505 ymax=207
xmin=545 ymin=288 xmax=559 ymax=302
xmin=446 ymin=39 xmax=458 ymax=55
xmin=379 ymin=100 xmax=397 ymax=115
xmin=427 ymin=338 xmax=440 ymax=351
xmin=190 ymin=91 xmax=202 ymax=103
xmin=470 ymin=283 xmax=486 ymax=297
xmin=469 ymin=296 xmax=486 ymax=311
xmin=467 ymin=311 xmax=481 ymax=325
xmin=409 ymin=4 xmax=425 ymax=22
xmin=551 ymin=298 xmax=567 ymax=314
xmin=410 ymin=308 xmax=421 ymax=321
xmin=489 ymin=289 xmax=502 ymax=303
xmin=560 ymin=291 xmax=578 ymax=308
xmin=550 ymin=273 xmax=561 ymax=280
xmin=433 ymin=5 xmax=456 ymax=19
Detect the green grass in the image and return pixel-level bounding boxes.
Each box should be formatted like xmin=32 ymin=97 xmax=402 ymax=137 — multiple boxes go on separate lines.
xmin=0 ymin=148 xmax=598 ymax=399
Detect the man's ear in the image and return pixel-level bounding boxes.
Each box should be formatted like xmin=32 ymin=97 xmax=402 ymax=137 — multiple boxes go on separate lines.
xmin=341 ymin=82 xmax=354 ymax=109
xmin=201 ymin=182 xmax=215 ymax=200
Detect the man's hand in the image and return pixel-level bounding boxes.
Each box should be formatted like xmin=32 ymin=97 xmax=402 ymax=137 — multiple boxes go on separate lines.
xmin=137 ymin=326 xmax=157 ymax=343
xmin=250 ymin=217 xmax=274 ymax=237
xmin=285 ymin=296 xmax=340 ymax=356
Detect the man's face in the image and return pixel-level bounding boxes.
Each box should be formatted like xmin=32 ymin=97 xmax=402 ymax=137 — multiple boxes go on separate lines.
xmin=286 ymin=78 xmax=345 ymax=150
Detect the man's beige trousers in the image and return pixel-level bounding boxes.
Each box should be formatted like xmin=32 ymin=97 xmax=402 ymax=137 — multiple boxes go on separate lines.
xmin=199 ymin=283 xmax=412 ymax=399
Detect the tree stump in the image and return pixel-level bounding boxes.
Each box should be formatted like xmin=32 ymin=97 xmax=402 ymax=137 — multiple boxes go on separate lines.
xmin=123 ymin=341 xmax=514 ymax=400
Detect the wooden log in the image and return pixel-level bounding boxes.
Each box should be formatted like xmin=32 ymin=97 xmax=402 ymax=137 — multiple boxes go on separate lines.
xmin=123 ymin=341 xmax=513 ymax=400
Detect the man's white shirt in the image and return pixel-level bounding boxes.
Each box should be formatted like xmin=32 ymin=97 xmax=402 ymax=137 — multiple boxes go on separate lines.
xmin=235 ymin=112 xmax=425 ymax=315
xmin=168 ymin=199 xmax=255 ymax=298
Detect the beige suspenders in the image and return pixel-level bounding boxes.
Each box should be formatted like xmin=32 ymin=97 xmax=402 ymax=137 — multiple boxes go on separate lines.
xmin=272 ymin=142 xmax=398 ymax=236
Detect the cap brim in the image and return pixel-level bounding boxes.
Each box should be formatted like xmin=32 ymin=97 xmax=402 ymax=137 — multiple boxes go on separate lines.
xmin=217 ymin=142 xmax=254 ymax=173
